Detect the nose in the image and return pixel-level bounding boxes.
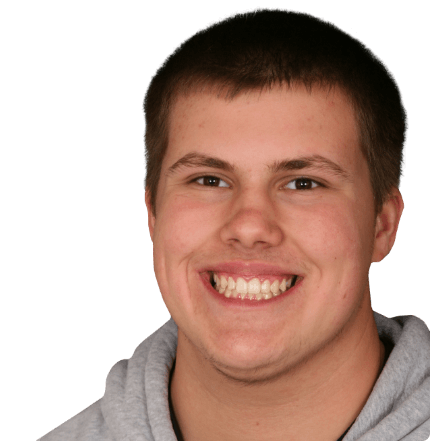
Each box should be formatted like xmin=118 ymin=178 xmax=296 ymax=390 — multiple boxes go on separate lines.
xmin=219 ymin=189 xmax=283 ymax=251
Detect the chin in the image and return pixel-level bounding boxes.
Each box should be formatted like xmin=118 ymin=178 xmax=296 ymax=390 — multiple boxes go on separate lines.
xmin=210 ymin=353 xmax=291 ymax=384
xmin=201 ymin=333 xmax=292 ymax=380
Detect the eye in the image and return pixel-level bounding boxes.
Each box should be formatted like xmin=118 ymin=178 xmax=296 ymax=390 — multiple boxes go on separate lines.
xmin=194 ymin=176 xmax=230 ymax=187
xmin=285 ymin=178 xmax=320 ymax=190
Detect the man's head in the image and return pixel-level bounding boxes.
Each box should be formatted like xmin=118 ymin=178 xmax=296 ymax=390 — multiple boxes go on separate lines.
xmin=143 ymin=10 xmax=404 ymax=383
xmin=145 ymin=10 xmax=405 ymax=381
xmin=144 ymin=9 xmax=405 ymax=217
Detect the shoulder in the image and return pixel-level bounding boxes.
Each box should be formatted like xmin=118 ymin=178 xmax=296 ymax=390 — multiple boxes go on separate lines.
xmin=38 ymin=319 xmax=178 ymax=441
xmin=38 ymin=400 xmax=109 ymax=441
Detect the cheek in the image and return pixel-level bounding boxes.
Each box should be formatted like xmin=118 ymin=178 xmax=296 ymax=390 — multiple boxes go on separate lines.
xmin=153 ymin=195 xmax=224 ymax=321
xmin=286 ymin=203 xmax=373 ymax=331
xmin=287 ymin=201 xmax=374 ymax=273
xmin=155 ymin=195 xmax=220 ymax=256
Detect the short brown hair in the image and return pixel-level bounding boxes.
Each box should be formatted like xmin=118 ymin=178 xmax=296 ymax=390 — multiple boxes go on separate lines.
xmin=144 ymin=10 xmax=405 ymax=215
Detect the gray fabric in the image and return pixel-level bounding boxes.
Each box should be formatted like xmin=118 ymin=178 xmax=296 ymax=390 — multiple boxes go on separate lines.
xmin=344 ymin=313 xmax=430 ymax=441
xmin=38 ymin=312 xmax=430 ymax=441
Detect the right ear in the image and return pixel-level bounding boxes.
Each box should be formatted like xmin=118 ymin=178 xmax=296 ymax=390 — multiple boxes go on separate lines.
xmin=145 ymin=189 xmax=156 ymax=242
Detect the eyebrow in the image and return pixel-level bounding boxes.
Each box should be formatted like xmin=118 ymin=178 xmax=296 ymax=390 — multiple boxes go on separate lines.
xmin=269 ymin=155 xmax=352 ymax=180
xmin=167 ymin=152 xmax=235 ymax=175
xmin=167 ymin=152 xmax=351 ymax=181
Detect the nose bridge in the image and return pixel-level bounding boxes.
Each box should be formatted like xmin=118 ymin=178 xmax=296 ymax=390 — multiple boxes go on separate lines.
xmin=220 ymin=185 xmax=283 ymax=249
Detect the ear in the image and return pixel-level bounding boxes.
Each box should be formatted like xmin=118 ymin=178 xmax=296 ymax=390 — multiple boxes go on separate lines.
xmin=145 ymin=189 xmax=156 ymax=242
xmin=372 ymin=188 xmax=404 ymax=262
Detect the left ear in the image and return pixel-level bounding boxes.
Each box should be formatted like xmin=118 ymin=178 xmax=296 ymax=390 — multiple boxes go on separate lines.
xmin=372 ymin=188 xmax=404 ymax=262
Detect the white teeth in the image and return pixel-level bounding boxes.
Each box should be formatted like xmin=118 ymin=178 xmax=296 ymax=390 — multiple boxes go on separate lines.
xmin=247 ymin=278 xmax=261 ymax=294
xmin=280 ymin=279 xmax=287 ymax=292
xmin=261 ymin=280 xmax=271 ymax=294
xmin=212 ymin=272 xmax=297 ymax=300
xmin=236 ymin=277 xmax=247 ymax=294
xmin=270 ymin=280 xmax=280 ymax=294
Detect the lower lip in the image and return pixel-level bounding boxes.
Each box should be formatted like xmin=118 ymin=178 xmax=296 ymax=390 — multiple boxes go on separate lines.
xmin=200 ymin=273 xmax=301 ymax=308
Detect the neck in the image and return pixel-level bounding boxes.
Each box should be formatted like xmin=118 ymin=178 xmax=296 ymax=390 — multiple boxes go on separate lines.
xmin=170 ymin=299 xmax=384 ymax=441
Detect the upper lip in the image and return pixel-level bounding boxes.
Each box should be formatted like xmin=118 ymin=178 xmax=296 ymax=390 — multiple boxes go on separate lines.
xmin=200 ymin=261 xmax=301 ymax=277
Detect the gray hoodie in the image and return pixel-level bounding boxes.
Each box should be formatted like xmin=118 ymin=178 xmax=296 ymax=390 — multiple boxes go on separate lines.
xmin=38 ymin=312 xmax=430 ymax=441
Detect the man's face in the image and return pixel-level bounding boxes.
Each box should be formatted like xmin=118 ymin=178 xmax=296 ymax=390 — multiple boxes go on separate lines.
xmin=147 ymin=85 xmax=383 ymax=380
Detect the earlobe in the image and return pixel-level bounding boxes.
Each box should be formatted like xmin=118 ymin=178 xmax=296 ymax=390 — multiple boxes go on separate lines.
xmin=145 ymin=189 xmax=156 ymax=242
xmin=372 ymin=188 xmax=404 ymax=262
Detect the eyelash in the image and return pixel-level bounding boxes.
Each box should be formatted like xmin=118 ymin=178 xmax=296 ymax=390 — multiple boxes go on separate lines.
xmin=191 ymin=175 xmax=323 ymax=190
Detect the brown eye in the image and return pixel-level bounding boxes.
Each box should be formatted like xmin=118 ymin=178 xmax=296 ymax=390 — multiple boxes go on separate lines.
xmin=285 ymin=178 xmax=319 ymax=190
xmin=204 ymin=176 xmax=220 ymax=186
xmin=195 ymin=176 xmax=229 ymax=187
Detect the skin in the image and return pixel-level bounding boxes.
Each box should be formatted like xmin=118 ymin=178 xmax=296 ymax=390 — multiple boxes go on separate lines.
xmin=146 ymin=85 xmax=403 ymax=441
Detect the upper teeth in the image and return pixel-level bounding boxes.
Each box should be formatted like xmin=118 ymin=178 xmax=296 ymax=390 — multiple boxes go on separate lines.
xmin=212 ymin=273 xmax=295 ymax=301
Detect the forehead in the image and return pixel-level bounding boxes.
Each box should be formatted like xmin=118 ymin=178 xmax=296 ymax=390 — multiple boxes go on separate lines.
xmin=164 ymin=85 xmax=362 ymax=175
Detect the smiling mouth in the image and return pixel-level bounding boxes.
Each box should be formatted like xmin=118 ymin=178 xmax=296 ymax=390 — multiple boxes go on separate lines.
xmin=209 ymin=272 xmax=299 ymax=301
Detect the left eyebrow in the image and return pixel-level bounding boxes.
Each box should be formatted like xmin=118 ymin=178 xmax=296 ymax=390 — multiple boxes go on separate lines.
xmin=268 ymin=155 xmax=352 ymax=181
xmin=166 ymin=152 xmax=351 ymax=181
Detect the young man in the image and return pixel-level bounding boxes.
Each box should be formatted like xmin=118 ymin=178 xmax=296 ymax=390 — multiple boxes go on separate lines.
xmin=40 ymin=10 xmax=430 ymax=441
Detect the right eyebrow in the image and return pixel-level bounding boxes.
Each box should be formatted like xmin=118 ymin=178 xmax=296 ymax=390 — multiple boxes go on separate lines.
xmin=166 ymin=152 xmax=235 ymax=175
